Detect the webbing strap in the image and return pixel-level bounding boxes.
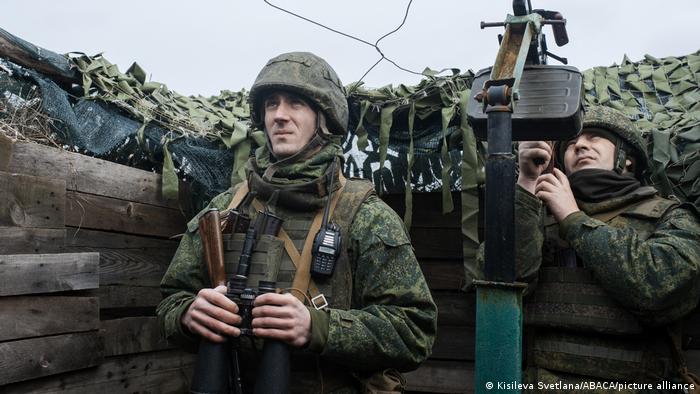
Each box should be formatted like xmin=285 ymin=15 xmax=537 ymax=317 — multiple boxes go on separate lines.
xmin=226 ymin=182 xmax=250 ymax=211
xmin=225 ymin=174 xmax=347 ymax=306
xmin=590 ymin=205 xmax=632 ymax=223
xmin=287 ymin=173 xmax=346 ymax=305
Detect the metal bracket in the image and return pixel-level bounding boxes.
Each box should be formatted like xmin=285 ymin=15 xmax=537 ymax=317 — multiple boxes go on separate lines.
xmin=311 ymin=294 xmax=329 ymax=310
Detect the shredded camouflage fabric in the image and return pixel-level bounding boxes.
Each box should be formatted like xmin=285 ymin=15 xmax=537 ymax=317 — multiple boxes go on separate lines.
xmin=156 ymin=146 xmax=437 ymax=392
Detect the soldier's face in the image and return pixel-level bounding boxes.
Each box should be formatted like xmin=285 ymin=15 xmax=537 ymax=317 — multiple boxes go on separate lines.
xmin=263 ymin=91 xmax=317 ymax=158
xmin=563 ymin=130 xmax=616 ymax=174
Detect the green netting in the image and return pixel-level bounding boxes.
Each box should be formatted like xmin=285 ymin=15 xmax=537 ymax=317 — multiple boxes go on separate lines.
xmin=2 ymin=49 xmax=698 ymax=232
xmin=3 ymin=48 xmax=699 ymax=295
xmin=583 ymin=51 xmax=700 ymax=207
xmin=70 ymin=54 xmax=259 ymax=200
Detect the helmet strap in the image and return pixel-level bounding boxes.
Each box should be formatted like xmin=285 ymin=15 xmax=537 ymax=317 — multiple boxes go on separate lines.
xmin=317 ymin=112 xmax=331 ymax=138
xmin=614 ymin=145 xmax=627 ymax=174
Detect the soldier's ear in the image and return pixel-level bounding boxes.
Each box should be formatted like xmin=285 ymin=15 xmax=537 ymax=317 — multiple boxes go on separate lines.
xmin=624 ymin=158 xmax=635 ymax=175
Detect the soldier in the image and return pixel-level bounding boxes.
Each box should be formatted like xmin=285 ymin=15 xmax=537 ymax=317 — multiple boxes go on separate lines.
xmin=156 ymin=52 xmax=437 ymax=393
xmin=514 ymin=106 xmax=700 ymax=391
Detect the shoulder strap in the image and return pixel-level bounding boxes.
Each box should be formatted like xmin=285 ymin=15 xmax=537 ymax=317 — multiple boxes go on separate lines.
xmin=274 ymin=174 xmax=346 ymax=306
xmin=622 ymin=195 xmax=679 ymax=219
xmin=591 ymin=195 xmax=679 ymax=223
xmin=590 ymin=204 xmax=634 ymax=223
xmin=241 ymin=174 xmax=347 ymax=307
xmin=330 ymin=178 xmax=376 ymax=231
xmin=224 ymin=176 xmax=375 ymax=308
xmin=226 ymin=181 xmax=250 ymax=211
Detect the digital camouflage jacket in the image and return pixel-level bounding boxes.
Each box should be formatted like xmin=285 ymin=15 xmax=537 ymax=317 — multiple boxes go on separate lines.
xmin=514 ymin=184 xmax=700 ymax=390
xmin=515 ymin=185 xmax=700 ymax=324
xmin=156 ymin=149 xmax=437 ymax=391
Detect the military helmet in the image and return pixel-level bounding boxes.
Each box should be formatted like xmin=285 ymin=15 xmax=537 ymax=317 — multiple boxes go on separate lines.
xmin=556 ymin=106 xmax=648 ymax=176
xmin=249 ymin=52 xmax=348 ymax=136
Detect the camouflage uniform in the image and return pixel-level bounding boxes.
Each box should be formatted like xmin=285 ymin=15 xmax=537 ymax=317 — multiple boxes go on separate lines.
xmin=516 ymin=184 xmax=700 ymax=392
xmin=514 ymin=107 xmax=700 ymax=392
xmin=156 ymin=52 xmax=436 ymax=393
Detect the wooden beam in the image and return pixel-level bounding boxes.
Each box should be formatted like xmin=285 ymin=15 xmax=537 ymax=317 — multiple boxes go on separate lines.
xmin=0 ymin=27 xmax=80 ymax=86
xmin=2 ymin=349 xmax=195 ymax=393
xmin=65 ymin=191 xmax=185 ymax=238
xmin=0 ymin=331 xmax=103 ymax=385
xmin=0 ymin=296 xmax=99 ymax=342
xmin=404 ymin=360 xmax=474 ymax=393
xmin=0 ymin=171 xmax=65 ymax=228
xmin=0 ymin=138 xmax=180 ymax=209
xmin=432 ymin=291 xmax=476 ymax=326
xmin=0 ymin=227 xmax=65 ymax=254
xmin=63 ymin=228 xmax=177 ymax=287
xmin=420 ymin=259 xmax=465 ymax=290
xmin=431 ymin=326 xmax=475 ymax=361
xmin=102 ymin=317 xmax=173 ymax=357
xmin=382 ymin=191 xmax=462 ymax=229
xmin=411 ymin=227 xmax=462 ymax=259
xmin=0 ymin=253 xmax=99 ymax=296
xmin=96 ymin=285 xmax=163 ymax=309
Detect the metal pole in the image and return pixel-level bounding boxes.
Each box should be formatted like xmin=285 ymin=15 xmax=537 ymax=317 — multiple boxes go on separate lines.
xmin=473 ymin=88 xmax=525 ymax=394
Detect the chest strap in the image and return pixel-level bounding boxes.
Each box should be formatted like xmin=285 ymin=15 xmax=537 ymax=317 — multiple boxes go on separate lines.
xmin=225 ymin=174 xmax=347 ymax=308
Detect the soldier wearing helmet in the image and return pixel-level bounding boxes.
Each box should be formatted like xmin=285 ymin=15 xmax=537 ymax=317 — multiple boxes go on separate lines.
xmin=509 ymin=105 xmax=700 ymax=388
xmin=157 ymin=52 xmax=437 ymax=393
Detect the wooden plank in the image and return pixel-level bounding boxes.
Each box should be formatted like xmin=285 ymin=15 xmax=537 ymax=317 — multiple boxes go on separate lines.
xmin=0 ymin=138 xmax=179 ymax=209
xmin=98 ymin=247 xmax=172 ymax=286
xmin=65 ymin=227 xmax=179 ymax=250
xmin=431 ymin=326 xmax=475 ymax=361
xmin=421 ymin=259 xmax=465 ymax=290
xmin=65 ymin=191 xmax=185 ymax=238
xmin=63 ymin=229 xmax=177 ymax=287
xmin=0 ymin=331 xmax=103 ymax=385
xmin=2 ymin=349 xmax=196 ymax=393
xmin=96 ymin=285 xmax=163 ymax=309
xmin=411 ymin=227 xmax=462 ymax=259
xmin=0 ymin=27 xmax=80 ymax=85
xmin=0 ymin=296 xmax=99 ymax=342
xmin=64 ymin=369 xmax=191 ymax=394
xmin=0 ymin=227 xmax=65 ymax=254
xmin=382 ymin=191 xmax=461 ymax=229
xmin=433 ymin=291 xmax=476 ymax=326
xmin=405 ymin=360 xmax=473 ymax=393
xmin=0 ymin=253 xmax=99 ymax=296
xmin=102 ymin=316 xmax=173 ymax=357
xmin=0 ymin=172 xmax=65 ymax=228
xmin=4 ymin=369 xmax=191 ymax=394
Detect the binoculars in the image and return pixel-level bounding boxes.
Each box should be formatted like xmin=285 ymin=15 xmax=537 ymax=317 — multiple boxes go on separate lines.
xmin=190 ymin=209 xmax=290 ymax=394
xmin=228 ymin=279 xmax=277 ymax=337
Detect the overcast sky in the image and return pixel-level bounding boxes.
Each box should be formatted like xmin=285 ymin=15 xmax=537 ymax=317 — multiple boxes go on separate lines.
xmin=3 ymin=0 xmax=698 ymax=97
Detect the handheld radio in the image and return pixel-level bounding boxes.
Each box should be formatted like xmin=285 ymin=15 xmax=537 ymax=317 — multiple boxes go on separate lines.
xmin=310 ymin=159 xmax=342 ymax=278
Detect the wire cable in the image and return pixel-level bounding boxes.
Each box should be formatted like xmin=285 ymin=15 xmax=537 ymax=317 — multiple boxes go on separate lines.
xmin=262 ymin=0 xmax=423 ymax=90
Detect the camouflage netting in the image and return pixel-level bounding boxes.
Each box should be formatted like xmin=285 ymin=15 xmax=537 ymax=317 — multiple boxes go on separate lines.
xmin=1 ymin=48 xmax=699 ymax=220
xmin=582 ymin=53 xmax=700 ymax=207
xmin=2 ymin=43 xmax=699 ymax=293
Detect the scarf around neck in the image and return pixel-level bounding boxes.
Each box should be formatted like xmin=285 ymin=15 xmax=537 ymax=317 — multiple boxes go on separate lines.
xmin=245 ymin=143 xmax=344 ymax=211
xmin=568 ymin=168 xmax=641 ymax=203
